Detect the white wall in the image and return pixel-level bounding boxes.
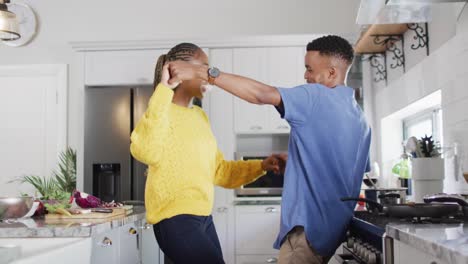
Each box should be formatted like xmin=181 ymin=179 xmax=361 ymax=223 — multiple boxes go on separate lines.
xmin=366 ymin=4 xmax=468 ymax=193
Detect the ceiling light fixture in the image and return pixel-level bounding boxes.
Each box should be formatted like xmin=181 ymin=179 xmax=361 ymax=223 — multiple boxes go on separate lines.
xmin=0 ymin=0 xmax=20 ymax=41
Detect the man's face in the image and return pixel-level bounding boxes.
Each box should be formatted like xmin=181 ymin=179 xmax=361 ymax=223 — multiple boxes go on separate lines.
xmin=304 ymin=51 xmax=332 ymax=85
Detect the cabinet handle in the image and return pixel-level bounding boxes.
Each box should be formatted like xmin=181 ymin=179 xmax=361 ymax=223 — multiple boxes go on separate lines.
xmin=276 ymin=125 xmax=289 ymax=129
xmin=141 ymin=223 xmax=152 ymax=230
xmin=266 ymin=257 xmax=278 ymax=263
xmin=100 ymin=237 xmax=113 ymax=247
xmin=217 ymin=207 xmax=228 ymax=213
xmin=250 ymin=125 xmax=263 ymax=130
xmin=265 ymin=207 xmax=278 ymax=213
xmin=129 ymin=227 xmax=138 ymax=235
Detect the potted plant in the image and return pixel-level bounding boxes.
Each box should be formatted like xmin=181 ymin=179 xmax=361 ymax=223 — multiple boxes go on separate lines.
xmin=407 ymin=135 xmax=444 ymax=202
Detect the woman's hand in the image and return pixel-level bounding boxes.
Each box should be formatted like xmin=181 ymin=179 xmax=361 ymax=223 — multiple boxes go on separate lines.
xmin=161 ymin=64 xmax=181 ymax=89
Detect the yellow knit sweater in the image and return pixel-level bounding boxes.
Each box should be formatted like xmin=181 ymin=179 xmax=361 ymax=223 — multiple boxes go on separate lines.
xmin=130 ymin=84 xmax=265 ymax=224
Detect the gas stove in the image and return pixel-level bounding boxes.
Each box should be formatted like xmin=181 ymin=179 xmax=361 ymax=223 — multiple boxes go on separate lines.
xmin=338 ymin=211 xmax=467 ymax=264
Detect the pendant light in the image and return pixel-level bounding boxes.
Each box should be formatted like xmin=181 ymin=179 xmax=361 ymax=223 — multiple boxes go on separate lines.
xmin=0 ymin=0 xmax=20 ymax=41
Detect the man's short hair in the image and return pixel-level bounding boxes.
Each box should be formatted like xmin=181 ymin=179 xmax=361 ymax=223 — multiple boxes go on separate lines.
xmin=307 ymin=35 xmax=354 ymax=65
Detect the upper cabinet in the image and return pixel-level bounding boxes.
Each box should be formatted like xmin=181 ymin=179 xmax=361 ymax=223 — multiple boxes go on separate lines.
xmin=233 ymin=48 xmax=271 ymax=133
xmin=85 ymin=49 xmax=167 ymax=86
xmin=232 ymin=47 xmax=305 ymax=134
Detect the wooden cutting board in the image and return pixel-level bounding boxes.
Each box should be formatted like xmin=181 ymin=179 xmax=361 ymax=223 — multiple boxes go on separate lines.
xmin=45 ymin=208 xmax=126 ymax=220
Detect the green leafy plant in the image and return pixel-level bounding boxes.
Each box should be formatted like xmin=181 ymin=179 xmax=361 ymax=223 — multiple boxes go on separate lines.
xmin=419 ymin=135 xmax=441 ymax=158
xmin=53 ymin=148 xmax=77 ymax=194
xmin=16 ymin=175 xmax=58 ymax=199
xmin=11 ymin=147 xmax=77 ymax=199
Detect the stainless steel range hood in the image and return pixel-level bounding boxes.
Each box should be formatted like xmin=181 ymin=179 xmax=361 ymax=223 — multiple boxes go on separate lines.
xmin=356 ymin=0 xmax=467 ymax=24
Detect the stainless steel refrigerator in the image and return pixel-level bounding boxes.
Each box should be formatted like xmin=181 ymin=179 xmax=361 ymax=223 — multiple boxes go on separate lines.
xmin=84 ymin=86 xmax=154 ymax=202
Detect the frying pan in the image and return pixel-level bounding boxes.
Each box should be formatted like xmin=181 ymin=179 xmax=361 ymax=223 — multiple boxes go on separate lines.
xmin=424 ymin=194 xmax=468 ymax=219
xmin=341 ymin=197 xmax=460 ymax=218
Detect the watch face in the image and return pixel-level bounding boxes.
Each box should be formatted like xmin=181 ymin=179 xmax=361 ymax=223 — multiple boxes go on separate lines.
xmin=209 ymin=67 xmax=220 ymax=78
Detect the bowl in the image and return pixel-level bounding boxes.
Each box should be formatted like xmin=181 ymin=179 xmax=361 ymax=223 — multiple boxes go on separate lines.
xmin=0 ymin=197 xmax=34 ymax=220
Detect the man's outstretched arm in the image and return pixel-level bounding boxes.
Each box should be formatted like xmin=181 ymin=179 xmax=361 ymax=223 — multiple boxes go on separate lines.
xmin=167 ymin=61 xmax=282 ymax=106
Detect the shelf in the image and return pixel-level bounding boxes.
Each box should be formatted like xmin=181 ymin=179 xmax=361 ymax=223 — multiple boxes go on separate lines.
xmin=355 ymin=24 xmax=408 ymax=54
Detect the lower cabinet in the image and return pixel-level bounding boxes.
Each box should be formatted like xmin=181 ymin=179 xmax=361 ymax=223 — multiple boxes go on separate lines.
xmin=235 ymin=205 xmax=281 ymax=264
xmin=393 ymin=240 xmax=448 ymax=264
xmin=120 ymin=222 xmax=141 ymax=264
xmin=91 ymin=219 xmax=161 ymax=264
xmin=91 ymin=228 xmax=120 ymax=264
xmin=235 ymin=205 xmax=281 ymax=255
xmin=141 ymin=220 xmax=162 ymax=264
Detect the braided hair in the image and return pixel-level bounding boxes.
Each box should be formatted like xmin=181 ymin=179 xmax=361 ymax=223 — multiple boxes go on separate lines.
xmin=306 ymin=35 xmax=354 ymax=65
xmin=153 ymin=42 xmax=201 ymax=88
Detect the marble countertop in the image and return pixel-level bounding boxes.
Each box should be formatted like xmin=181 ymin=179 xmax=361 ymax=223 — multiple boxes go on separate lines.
xmin=0 ymin=206 xmax=146 ymax=238
xmin=387 ymin=222 xmax=468 ymax=264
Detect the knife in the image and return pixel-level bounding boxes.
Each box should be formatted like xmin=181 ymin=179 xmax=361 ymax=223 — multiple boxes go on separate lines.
xmin=91 ymin=208 xmax=113 ymax=213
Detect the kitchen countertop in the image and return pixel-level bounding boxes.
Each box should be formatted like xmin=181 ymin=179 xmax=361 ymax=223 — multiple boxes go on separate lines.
xmin=0 ymin=206 xmax=146 ymax=238
xmin=386 ymin=222 xmax=468 ymax=264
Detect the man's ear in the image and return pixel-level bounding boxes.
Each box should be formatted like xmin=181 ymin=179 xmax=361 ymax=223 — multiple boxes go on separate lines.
xmin=327 ymin=66 xmax=337 ymax=82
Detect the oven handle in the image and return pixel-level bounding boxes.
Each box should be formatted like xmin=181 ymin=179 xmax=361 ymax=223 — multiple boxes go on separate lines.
xmin=334 ymin=253 xmax=356 ymax=264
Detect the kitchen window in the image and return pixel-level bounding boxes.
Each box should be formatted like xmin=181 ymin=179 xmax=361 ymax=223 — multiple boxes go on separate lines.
xmin=402 ymin=107 xmax=443 ymax=146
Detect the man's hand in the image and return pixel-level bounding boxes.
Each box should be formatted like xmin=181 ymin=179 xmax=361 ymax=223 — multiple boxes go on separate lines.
xmin=275 ymin=154 xmax=288 ymax=174
xmin=166 ymin=61 xmax=208 ymax=86
xmin=262 ymin=154 xmax=288 ymax=174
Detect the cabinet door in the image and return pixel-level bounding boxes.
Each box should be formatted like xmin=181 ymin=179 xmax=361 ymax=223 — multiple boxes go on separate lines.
xmin=394 ymin=240 xmax=448 ymax=264
xmin=209 ymin=48 xmax=236 ymax=264
xmin=233 ymin=48 xmax=270 ymax=133
xmin=235 ymin=205 xmax=281 ymax=255
xmin=266 ymin=47 xmax=305 ymax=132
xmin=119 ymin=222 xmax=140 ymax=264
xmin=91 ymin=228 xmax=120 ymax=263
xmin=85 ymin=49 xmax=167 ymax=86
xmin=141 ymin=220 xmax=160 ymax=264
xmin=236 ymin=254 xmax=279 ymax=264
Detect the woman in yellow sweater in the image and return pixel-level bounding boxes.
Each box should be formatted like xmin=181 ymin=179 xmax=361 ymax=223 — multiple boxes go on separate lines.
xmin=130 ymin=43 xmax=283 ymax=264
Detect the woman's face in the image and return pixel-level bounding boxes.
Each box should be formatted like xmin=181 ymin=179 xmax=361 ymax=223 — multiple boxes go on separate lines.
xmin=177 ymin=49 xmax=209 ymax=99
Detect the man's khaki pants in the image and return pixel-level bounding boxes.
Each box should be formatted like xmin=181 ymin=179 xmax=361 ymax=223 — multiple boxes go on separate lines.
xmin=278 ymin=227 xmax=332 ymax=264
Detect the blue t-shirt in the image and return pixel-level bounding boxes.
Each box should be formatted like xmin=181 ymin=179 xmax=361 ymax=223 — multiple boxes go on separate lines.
xmin=273 ymin=83 xmax=371 ymax=256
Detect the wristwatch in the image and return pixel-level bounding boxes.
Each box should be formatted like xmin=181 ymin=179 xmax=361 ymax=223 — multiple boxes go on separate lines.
xmin=207 ymin=67 xmax=220 ymax=85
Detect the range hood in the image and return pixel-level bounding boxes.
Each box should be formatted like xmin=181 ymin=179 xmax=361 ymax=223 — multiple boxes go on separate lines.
xmin=356 ymin=0 xmax=467 ymax=24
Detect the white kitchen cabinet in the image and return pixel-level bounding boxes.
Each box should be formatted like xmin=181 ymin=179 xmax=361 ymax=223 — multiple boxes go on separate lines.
xmin=207 ymin=48 xmax=237 ymax=264
xmin=236 ymin=254 xmax=279 ymax=264
xmin=233 ymin=48 xmax=271 ymax=134
xmin=266 ymin=47 xmax=305 ymax=132
xmin=90 ymin=219 xmax=161 ymax=264
xmin=91 ymin=227 xmax=120 ymax=263
xmin=141 ymin=220 xmax=161 ymax=264
xmin=85 ymin=49 xmax=167 ymax=86
xmin=120 ymin=222 xmax=141 ymax=264
xmin=232 ymin=47 xmax=305 ymax=134
xmin=235 ymin=205 xmax=281 ymax=255
xmin=393 ymin=239 xmax=448 ymax=264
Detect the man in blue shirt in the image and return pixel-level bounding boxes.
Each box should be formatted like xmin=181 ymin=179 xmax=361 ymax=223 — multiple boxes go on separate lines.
xmin=167 ymin=35 xmax=371 ymax=264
